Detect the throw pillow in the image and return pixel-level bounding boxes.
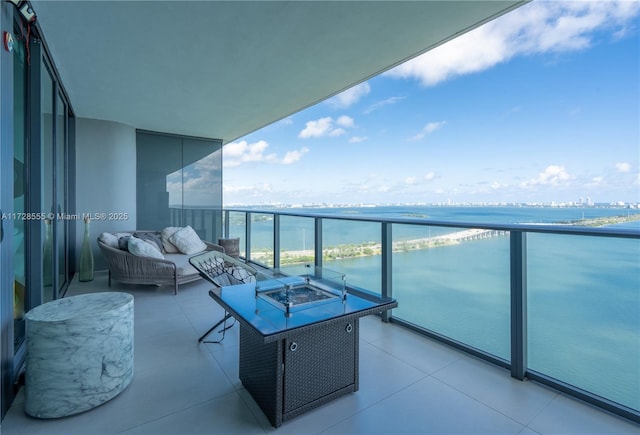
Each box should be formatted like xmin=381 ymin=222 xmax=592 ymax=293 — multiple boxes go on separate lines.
xmin=128 ymin=236 xmax=164 ymax=259
xmin=117 ymin=234 xmax=133 ymax=251
xmin=161 ymin=227 xmax=182 ymax=253
xmin=169 ymin=225 xmax=207 ymax=255
xmin=133 ymin=232 xmax=164 ymax=253
xmin=98 ymin=232 xmax=119 ymax=248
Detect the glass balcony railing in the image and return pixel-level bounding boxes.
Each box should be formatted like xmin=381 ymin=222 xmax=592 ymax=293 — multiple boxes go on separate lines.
xmin=322 ymin=218 xmax=382 ymax=294
xmin=392 ymin=225 xmax=511 ymax=361
xmin=527 ymin=233 xmax=640 ymax=412
xmin=175 ymin=206 xmax=639 ymax=421
xmin=280 ymin=215 xmax=315 ymax=266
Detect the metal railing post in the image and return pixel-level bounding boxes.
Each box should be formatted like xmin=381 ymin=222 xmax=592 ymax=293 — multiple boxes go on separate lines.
xmin=245 ymin=212 xmax=251 ymax=261
xmin=510 ymin=230 xmax=527 ymax=380
xmin=273 ymin=214 xmax=280 ymax=269
xmin=223 ymin=209 xmax=230 ymax=238
xmin=381 ymin=222 xmax=393 ymax=322
xmin=314 ymin=217 xmax=323 ymax=269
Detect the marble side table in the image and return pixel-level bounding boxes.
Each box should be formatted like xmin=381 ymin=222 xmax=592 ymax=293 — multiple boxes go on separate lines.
xmin=24 ymin=292 xmax=134 ymax=418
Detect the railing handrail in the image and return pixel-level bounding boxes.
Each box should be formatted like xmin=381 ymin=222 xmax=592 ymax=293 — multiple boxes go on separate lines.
xmin=223 ymin=207 xmax=640 ymax=239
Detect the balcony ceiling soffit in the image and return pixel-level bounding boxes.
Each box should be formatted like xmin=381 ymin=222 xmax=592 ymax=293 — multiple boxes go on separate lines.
xmin=32 ymin=1 xmax=525 ymax=143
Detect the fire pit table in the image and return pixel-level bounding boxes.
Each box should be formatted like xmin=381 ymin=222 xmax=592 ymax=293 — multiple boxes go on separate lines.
xmin=193 ymin=260 xmax=397 ymax=427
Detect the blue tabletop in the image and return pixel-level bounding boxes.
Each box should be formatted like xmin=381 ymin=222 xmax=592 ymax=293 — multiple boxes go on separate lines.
xmin=210 ymin=279 xmax=396 ymax=341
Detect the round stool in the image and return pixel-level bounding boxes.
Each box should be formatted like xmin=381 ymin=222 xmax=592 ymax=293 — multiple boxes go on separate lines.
xmin=24 ymin=292 xmax=134 ymax=418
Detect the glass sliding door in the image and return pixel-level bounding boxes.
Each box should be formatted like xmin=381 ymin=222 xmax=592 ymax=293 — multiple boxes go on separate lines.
xmin=55 ymin=93 xmax=67 ymax=292
xmin=12 ymin=20 xmax=28 ymax=351
xmin=41 ymin=62 xmax=54 ymax=302
xmin=2 ymin=9 xmax=74 ymax=420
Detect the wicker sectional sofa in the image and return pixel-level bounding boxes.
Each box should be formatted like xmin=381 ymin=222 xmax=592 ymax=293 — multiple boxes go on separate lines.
xmin=97 ymin=229 xmax=224 ymax=295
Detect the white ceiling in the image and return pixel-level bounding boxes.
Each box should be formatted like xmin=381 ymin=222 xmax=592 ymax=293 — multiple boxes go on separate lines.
xmin=32 ymin=1 xmax=526 ymax=143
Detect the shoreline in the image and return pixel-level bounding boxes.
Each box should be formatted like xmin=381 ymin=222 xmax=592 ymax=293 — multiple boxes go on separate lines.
xmin=251 ymin=213 xmax=640 ymax=265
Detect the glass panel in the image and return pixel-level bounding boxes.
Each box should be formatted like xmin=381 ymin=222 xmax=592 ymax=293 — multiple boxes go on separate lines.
xmin=137 ymin=133 xmax=181 ymax=230
xmin=182 ymin=138 xmax=221 ymax=242
xmin=280 ymin=216 xmax=315 ymax=266
xmin=56 ymin=93 xmax=67 ymax=291
xmin=528 ymin=234 xmax=640 ymax=411
xmin=227 ymin=212 xmax=246 ymax=258
xmin=322 ymin=219 xmax=381 ymax=294
xmin=393 ymin=225 xmax=511 ymax=360
xmin=137 ymin=133 xmax=222 ymax=241
xmin=13 ymin=22 xmax=28 ymax=351
xmin=249 ymin=213 xmax=274 ymax=268
xmin=41 ymin=63 xmax=54 ymax=302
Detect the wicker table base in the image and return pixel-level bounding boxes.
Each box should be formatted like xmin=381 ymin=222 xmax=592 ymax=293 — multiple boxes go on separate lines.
xmin=239 ymin=315 xmax=359 ymax=427
xmin=188 ymin=253 xmax=397 ymax=427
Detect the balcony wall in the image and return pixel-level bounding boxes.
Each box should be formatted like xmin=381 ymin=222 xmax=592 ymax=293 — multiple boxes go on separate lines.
xmin=75 ymin=118 xmax=136 ymax=270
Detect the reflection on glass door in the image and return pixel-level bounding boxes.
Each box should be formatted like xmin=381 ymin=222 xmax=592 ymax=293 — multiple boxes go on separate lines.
xmin=12 ymin=21 xmax=27 ymax=351
xmin=56 ymin=93 xmax=67 ymax=291
xmin=41 ymin=62 xmax=54 ymax=302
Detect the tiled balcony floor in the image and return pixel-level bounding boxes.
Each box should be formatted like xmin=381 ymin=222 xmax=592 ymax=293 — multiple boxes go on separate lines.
xmin=2 ymin=271 xmax=638 ymax=434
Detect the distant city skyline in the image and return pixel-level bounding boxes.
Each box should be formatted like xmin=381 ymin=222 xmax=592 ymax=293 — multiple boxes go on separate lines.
xmin=218 ymin=1 xmax=639 ymax=206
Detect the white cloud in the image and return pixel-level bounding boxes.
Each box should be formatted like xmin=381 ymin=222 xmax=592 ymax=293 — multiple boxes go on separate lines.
xmin=299 ymin=116 xmax=355 ymax=138
xmin=408 ymin=120 xmax=446 ymax=141
xmin=521 ymin=165 xmax=572 ymax=188
xmin=223 ymin=140 xmax=307 ymax=167
xmin=298 ymin=117 xmax=334 ymax=138
xmin=405 ymin=172 xmax=435 ymax=186
xmin=277 ymin=117 xmax=294 ymax=126
xmin=326 ymin=82 xmax=371 ymax=108
xmin=223 ymin=140 xmax=275 ymax=167
xmin=386 ymin=1 xmax=640 ymax=86
xmin=424 ymin=122 xmax=445 ymax=134
xmin=224 ymin=183 xmax=272 ymax=194
xmin=423 ymin=172 xmax=436 ymax=181
xmin=349 ymin=136 xmax=367 ymax=144
xmin=616 ymin=162 xmax=632 ymax=172
xmin=405 ymin=176 xmax=417 ymax=185
xmin=364 ymin=96 xmax=406 ymax=114
xmin=336 ymin=115 xmax=355 ymax=128
xmin=193 ymin=151 xmax=222 ymax=172
xmin=282 ymin=147 xmax=309 ymax=165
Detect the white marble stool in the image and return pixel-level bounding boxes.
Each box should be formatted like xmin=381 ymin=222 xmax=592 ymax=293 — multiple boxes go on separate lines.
xmin=24 ymin=292 xmax=134 ymax=418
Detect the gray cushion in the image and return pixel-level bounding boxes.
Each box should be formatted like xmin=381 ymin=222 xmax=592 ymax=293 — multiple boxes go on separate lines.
xmin=128 ymin=237 xmax=164 ymax=259
xmin=133 ymin=232 xmax=164 ymax=253
xmin=164 ymin=253 xmax=199 ymax=276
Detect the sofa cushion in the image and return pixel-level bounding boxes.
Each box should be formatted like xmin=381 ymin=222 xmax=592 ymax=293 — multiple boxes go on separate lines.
xmin=128 ymin=236 xmax=164 ymax=259
xmin=133 ymin=232 xmax=164 ymax=253
xmin=161 ymin=227 xmax=182 ymax=253
xmin=164 ymin=253 xmax=200 ymax=276
xmin=98 ymin=232 xmax=119 ymax=249
xmin=117 ymin=234 xmax=133 ymax=251
xmin=169 ymin=225 xmax=207 ymax=255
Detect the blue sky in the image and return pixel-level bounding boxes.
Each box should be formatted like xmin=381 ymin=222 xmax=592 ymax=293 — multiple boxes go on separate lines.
xmin=220 ymin=1 xmax=640 ymax=206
